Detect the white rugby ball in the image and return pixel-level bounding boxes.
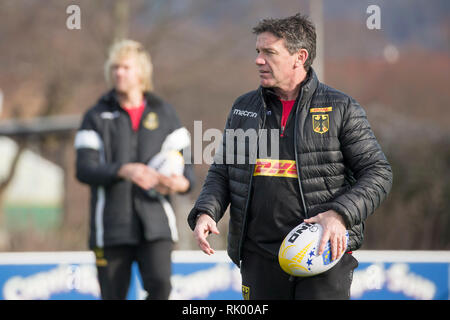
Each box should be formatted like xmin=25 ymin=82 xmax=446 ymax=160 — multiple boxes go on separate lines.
xmin=148 ymin=150 xmax=184 ymax=177
xmin=278 ymin=222 xmax=348 ymax=277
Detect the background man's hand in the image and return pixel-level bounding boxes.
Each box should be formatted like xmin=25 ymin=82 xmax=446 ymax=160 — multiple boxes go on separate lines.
xmin=193 ymin=214 xmax=220 ymax=255
xmin=304 ymin=210 xmax=347 ymax=261
xmin=117 ymin=163 xmax=159 ymax=190
xmin=156 ymin=174 xmax=190 ymax=195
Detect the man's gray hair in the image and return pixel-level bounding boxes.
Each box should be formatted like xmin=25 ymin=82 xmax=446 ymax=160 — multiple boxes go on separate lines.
xmin=252 ymin=13 xmax=316 ymax=71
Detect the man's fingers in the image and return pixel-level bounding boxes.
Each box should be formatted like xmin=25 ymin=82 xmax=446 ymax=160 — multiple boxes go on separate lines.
xmin=194 ymin=220 xmax=218 ymax=255
xmin=157 ymin=174 xmax=171 ymax=187
xmin=194 ymin=229 xmax=210 ymax=253
xmin=318 ymin=230 xmax=330 ymax=256
xmin=155 ymin=184 xmax=170 ymax=195
xmin=320 ymin=233 xmax=346 ymax=261
xmin=199 ymin=236 xmax=215 ymax=255
xmin=198 ymin=237 xmax=213 ymax=255
xmin=341 ymin=234 xmax=347 ymax=256
xmin=340 ymin=235 xmax=346 ymax=256
xmin=130 ymin=167 xmax=159 ymax=190
xmin=135 ymin=177 xmax=152 ymax=190
xmin=303 ymin=217 xmax=316 ymax=224
xmin=331 ymin=234 xmax=346 ymax=261
xmin=330 ymin=235 xmax=338 ymax=261
xmin=305 ymin=211 xmax=347 ymax=260
xmin=338 ymin=236 xmax=344 ymax=259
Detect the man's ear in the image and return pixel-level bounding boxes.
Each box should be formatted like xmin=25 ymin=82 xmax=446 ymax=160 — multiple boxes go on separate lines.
xmin=295 ymin=48 xmax=309 ymax=68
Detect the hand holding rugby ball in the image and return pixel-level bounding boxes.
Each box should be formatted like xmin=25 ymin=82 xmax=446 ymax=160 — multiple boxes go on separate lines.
xmin=278 ymin=222 xmax=348 ymax=277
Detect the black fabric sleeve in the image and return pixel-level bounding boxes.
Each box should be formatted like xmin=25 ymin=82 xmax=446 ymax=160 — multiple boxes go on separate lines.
xmin=319 ymin=98 xmax=393 ymax=228
xmin=75 ymin=110 xmax=123 ymax=186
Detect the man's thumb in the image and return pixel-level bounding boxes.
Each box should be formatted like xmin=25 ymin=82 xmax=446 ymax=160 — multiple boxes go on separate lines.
xmin=209 ymin=223 xmax=220 ymax=235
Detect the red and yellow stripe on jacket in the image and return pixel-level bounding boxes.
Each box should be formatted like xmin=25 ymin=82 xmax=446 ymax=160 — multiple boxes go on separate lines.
xmin=253 ymin=159 xmax=298 ymax=178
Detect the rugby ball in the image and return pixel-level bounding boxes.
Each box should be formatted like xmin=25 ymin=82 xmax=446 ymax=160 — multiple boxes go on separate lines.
xmin=148 ymin=150 xmax=185 ymax=177
xmin=278 ymin=222 xmax=348 ymax=277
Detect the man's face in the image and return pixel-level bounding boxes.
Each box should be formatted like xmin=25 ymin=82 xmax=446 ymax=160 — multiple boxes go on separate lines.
xmin=255 ymin=32 xmax=298 ymax=89
xmin=111 ymin=56 xmax=142 ymax=93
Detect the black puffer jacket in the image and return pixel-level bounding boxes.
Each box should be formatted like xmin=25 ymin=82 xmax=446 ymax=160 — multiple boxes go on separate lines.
xmin=188 ymin=68 xmax=393 ymax=267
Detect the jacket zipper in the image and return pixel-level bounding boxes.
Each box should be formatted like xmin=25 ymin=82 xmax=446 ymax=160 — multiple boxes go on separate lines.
xmin=293 ymin=91 xmax=309 ymax=218
xmin=237 ymin=88 xmax=267 ymax=266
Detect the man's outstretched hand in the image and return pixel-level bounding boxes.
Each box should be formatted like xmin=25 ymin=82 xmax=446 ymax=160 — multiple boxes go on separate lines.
xmin=193 ymin=214 xmax=220 ymax=255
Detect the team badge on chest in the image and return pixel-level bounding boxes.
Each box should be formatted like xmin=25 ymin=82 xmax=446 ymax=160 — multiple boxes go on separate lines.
xmin=312 ymin=114 xmax=329 ymax=134
xmin=310 ymin=107 xmax=332 ymax=134
xmin=143 ymin=112 xmax=159 ymax=130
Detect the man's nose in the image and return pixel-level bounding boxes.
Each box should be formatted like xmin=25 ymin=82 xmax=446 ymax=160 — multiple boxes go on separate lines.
xmin=255 ymin=54 xmax=265 ymax=66
xmin=114 ymin=67 xmax=125 ymax=77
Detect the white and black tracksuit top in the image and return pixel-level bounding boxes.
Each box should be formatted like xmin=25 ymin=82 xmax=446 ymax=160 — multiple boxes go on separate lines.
xmin=75 ymin=90 xmax=195 ymax=249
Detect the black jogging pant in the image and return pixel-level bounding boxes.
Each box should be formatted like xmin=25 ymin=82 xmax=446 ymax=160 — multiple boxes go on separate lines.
xmin=95 ymin=239 xmax=173 ymax=300
xmin=240 ymin=249 xmax=358 ymax=300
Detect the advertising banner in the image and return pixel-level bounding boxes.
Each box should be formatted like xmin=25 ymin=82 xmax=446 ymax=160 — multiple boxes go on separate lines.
xmin=0 ymin=250 xmax=448 ymax=300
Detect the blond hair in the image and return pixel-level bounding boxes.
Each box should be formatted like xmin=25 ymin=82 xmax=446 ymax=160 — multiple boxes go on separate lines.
xmin=104 ymin=39 xmax=154 ymax=92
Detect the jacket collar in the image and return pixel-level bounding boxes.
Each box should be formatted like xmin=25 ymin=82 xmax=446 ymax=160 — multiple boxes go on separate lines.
xmin=260 ymin=67 xmax=319 ymax=105
xmin=98 ymin=89 xmax=160 ymax=111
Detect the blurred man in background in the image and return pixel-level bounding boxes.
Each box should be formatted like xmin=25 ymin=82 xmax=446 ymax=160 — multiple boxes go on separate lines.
xmin=75 ymin=39 xmax=194 ymax=300
xmin=188 ymin=13 xmax=392 ymax=300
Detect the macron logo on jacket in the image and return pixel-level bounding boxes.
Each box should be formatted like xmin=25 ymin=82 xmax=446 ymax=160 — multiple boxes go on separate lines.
xmin=233 ymin=108 xmax=258 ymax=118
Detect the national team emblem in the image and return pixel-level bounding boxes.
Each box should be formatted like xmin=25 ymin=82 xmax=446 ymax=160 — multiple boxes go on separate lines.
xmin=143 ymin=112 xmax=159 ymax=130
xmin=242 ymin=285 xmax=250 ymax=300
xmin=312 ymin=114 xmax=329 ymax=134
xmin=93 ymin=247 xmax=108 ymax=267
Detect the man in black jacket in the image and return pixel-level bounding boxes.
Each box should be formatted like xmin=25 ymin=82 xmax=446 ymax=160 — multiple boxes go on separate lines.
xmin=188 ymin=13 xmax=392 ymax=299
xmin=75 ymin=40 xmax=194 ymax=299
